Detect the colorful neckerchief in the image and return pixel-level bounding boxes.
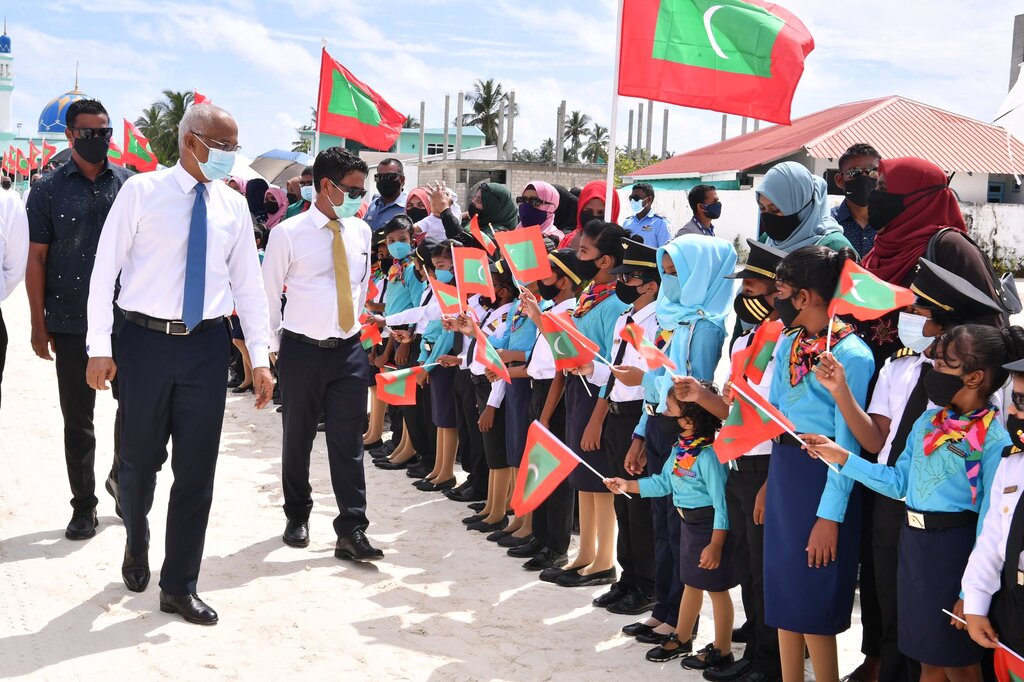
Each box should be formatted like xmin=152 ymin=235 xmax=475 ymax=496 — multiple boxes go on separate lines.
xmin=573 ymin=281 xmax=616 ymax=318
xmin=789 ymin=320 xmax=855 ymax=386
xmin=386 ymin=255 xmax=413 ymax=283
xmin=654 ymin=328 xmax=673 ymax=351
xmin=509 ymin=300 xmax=529 ymax=333
xmin=371 ymin=263 xmax=386 ymax=281
xmin=671 ymin=435 xmax=709 ymax=477
xmin=922 ymin=405 xmax=996 ymax=505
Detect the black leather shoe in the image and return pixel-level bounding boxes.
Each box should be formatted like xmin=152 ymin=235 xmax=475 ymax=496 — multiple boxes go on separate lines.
xmin=467 ymin=517 xmax=508 ymax=533
xmin=555 ymin=567 xmax=617 ymax=587
xmin=703 ymin=658 xmax=753 ymax=681
xmin=498 ymin=533 xmax=533 ymax=548
xmin=507 ymin=538 xmax=544 ymax=558
xmin=65 ymin=508 xmax=98 ymax=540
xmin=406 ymin=464 xmax=432 ymax=479
xmin=682 ymin=646 xmax=734 ymax=671
xmin=487 ymin=529 xmax=513 ymax=543
xmin=282 ymin=519 xmax=310 ymax=548
xmin=732 ymin=623 xmax=751 ymax=644
xmin=231 ymin=383 xmax=254 ymax=394
xmin=462 ymin=513 xmax=486 ymax=525
xmin=444 ymin=486 xmax=485 ymax=503
xmin=413 ymin=478 xmax=437 ymax=490
xmin=607 ymin=589 xmax=658 ymax=615
xmin=645 ymin=633 xmax=692 ymax=662
xmin=539 ymin=564 xmax=578 ymax=583
xmin=159 ymin=591 xmax=218 ymax=625
xmin=592 ymin=582 xmax=627 ymax=608
xmin=521 ymin=546 xmax=565 ymax=569
xmin=376 ymin=455 xmax=420 ymax=471
xmin=122 ymin=546 xmax=150 ymax=593
xmin=622 ymin=622 xmax=655 ymax=637
xmin=728 ymin=670 xmax=770 ymax=682
xmin=364 ymin=439 xmax=384 ymax=451
xmin=105 ymin=475 xmax=122 ymax=519
xmin=334 ymin=530 xmax=384 ymax=562
xmin=421 ymin=478 xmax=456 ymax=492
xmin=466 ymin=501 xmax=486 ymax=512
xmin=636 ymin=629 xmax=676 ymax=645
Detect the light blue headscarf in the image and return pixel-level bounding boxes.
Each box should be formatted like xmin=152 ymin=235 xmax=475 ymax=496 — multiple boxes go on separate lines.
xmin=757 ymin=161 xmax=842 ymax=252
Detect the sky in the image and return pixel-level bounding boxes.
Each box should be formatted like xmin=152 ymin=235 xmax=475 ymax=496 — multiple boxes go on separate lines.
xmin=6 ymin=1 xmax=1024 ymax=163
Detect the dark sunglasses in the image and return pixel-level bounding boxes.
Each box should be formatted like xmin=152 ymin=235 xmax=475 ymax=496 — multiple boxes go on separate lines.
xmin=330 ymin=180 xmax=367 ymax=200
xmin=374 ymin=172 xmax=401 ymax=182
xmin=1012 ymin=391 xmax=1024 ymax=411
xmin=516 ymin=196 xmax=552 ymax=208
xmin=628 ymin=195 xmax=645 ymax=202
xmin=69 ymin=126 xmax=114 ymax=141
xmin=841 ymin=167 xmax=879 ymax=180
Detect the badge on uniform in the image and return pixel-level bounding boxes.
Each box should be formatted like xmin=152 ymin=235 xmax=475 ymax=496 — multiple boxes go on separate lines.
xmin=642 ymin=225 xmax=652 ymax=231
xmin=1005 ymin=485 xmax=1019 ymax=494
xmin=907 ymin=510 xmax=926 ymax=529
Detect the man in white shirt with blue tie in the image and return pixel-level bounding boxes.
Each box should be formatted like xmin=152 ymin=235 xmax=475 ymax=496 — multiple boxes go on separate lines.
xmin=85 ymin=104 xmax=272 ymax=625
xmin=262 ymin=147 xmax=383 ymax=562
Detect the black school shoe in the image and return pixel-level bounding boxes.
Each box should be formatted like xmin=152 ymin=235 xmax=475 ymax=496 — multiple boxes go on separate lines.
xmin=606 ymin=589 xmax=657 ymax=615
xmin=682 ymin=646 xmax=734 ymax=671
xmin=703 ymin=658 xmax=753 ymax=681
xmin=645 ymin=633 xmax=693 ymax=662
xmin=592 ymin=582 xmax=627 ymax=608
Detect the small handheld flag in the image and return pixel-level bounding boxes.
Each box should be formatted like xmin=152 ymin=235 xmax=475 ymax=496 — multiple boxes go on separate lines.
xmin=365 ymin=278 xmax=379 ymax=304
xmin=828 ymin=260 xmax=915 ymax=321
xmin=452 ymin=247 xmax=495 ymax=300
xmin=619 ymin=322 xmax=676 ymax=371
xmin=511 ymin=421 xmax=580 ymax=515
xmin=470 ymin=215 xmax=497 ymax=256
xmin=539 ymin=311 xmax=600 ymax=371
xmin=360 ymin=321 xmax=382 ymax=350
xmin=494 ymin=225 xmax=553 ymax=284
xmin=428 ymin=276 xmax=463 ymax=316
xmin=375 ymin=366 xmax=425 ymax=406
xmin=474 ymin=328 xmax=511 ymax=383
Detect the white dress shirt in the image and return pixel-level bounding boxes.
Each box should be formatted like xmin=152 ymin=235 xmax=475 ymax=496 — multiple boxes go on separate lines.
xmin=0 ymin=188 xmax=28 ymax=302
xmin=386 ymin=284 xmax=437 ymax=334
xmin=87 ymin=162 xmax=270 ymax=367
xmin=463 ymin=300 xmax=513 ymax=408
xmin=962 ymin=452 xmax=1024 ymax=615
xmin=262 ymin=204 xmax=371 ymax=352
xmin=526 ymin=298 xmax=577 ymax=381
xmin=867 ymin=353 xmax=936 ymax=464
xmin=591 ymin=301 xmax=655 ymax=402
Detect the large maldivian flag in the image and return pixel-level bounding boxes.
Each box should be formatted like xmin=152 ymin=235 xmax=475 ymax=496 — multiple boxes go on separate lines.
xmin=123 ymin=119 xmax=159 ymax=172
xmin=375 ymin=366 xmax=425 ymax=406
xmin=511 ymin=421 xmax=580 ymax=516
xmin=452 ymin=247 xmax=495 ymax=300
xmin=428 ymin=276 xmax=462 ymax=316
xmin=618 ymin=0 xmax=814 ymax=125
xmin=828 ymin=260 xmax=915 ymax=321
xmin=994 ymin=647 xmax=1024 ymax=682
xmin=107 ymin=140 xmax=126 ymax=167
xmin=469 ymin=215 xmax=497 ymax=256
xmin=494 ymin=225 xmax=553 ymax=284
xmin=539 ymin=311 xmax=600 ymax=371
xmin=620 ymin=322 xmax=676 ymax=371
xmin=317 ymin=48 xmax=405 ymax=152
xmin=474 ymin=328 xmax=512 ymax=383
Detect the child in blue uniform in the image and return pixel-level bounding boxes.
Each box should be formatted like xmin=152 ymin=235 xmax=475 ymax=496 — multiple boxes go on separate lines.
xmin=606 ymin=384 xmax=736 ymax=671
xmin=805 ymin=324 xmax=1019 ymax=682
xmin=764 ymin=245 xmax=874 ymax=682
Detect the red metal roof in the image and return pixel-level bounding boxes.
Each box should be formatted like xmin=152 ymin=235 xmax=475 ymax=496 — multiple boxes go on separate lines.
xmin=633 ymin=96 xmax=1024 ymax=177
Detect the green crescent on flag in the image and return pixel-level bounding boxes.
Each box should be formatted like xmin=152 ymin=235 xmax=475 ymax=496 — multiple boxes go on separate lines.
xmin=510 ymin=421 xmax=580 ymax=516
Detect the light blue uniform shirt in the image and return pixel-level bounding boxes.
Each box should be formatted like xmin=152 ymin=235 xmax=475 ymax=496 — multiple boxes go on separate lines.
xmin=362 ymin=191 xmax=408 ymax=232
xmin=383 ymin=263 xmax=423 ymax=316
xmin=638 ymin=445 xmax=730 ymax=530
xmin=623 ymin=212 xmax=673 ymax=248
xmin=490 ymin=301 xmax=543 ymax=355
xmin=573 ymin=292 xmax=629 ymax=367
xmin=418 ymin=322 xmax=454 ymax=368
xmin=840 ymin=408 xmax=1008 ymax=535
xmin=769 ymin=329 xmax=874 ymax=522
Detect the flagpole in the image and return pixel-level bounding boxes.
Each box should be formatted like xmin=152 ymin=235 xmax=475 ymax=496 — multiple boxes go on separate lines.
xmin=314 ymin=40 xmax=327 ymax=158
xmin=825 ymin=315 xmax=834 ymax=352
xmin=943 ymin=610 xmax=1024 ymax=664
xmin=569 ymin=449 xmax=633 ymax=498
xmin=602 ymin=0 xmax=625 ymax=221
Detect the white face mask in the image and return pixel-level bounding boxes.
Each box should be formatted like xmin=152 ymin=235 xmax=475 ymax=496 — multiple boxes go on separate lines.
xmin=300 ymin=185 xmax=315 ymax=203
xmin=898 ymin=311 xmax=933 ymax=353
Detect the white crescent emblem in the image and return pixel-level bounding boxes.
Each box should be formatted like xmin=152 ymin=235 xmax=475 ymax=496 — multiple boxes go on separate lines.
xmin=704 ymin=5 xmax=729 ymax=60
xmin=476 ymin=263 xmax=485 ymax=283
xmin=552 ymin=334 xmax=566 ymax=357
xmin=526 ymin=463 xmax=540 ymax=487
xmin=849 ymin=276 xmax=866 ymax=303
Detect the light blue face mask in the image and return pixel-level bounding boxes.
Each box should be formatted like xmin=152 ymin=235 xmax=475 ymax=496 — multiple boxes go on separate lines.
xmin=898 ymin=311 xmax=934 ymax=353
xmin=300 ymin=185 xmax=315 ymax=203
xmin=329 ymin=181 xmax=363 ymax=219
xmin=630 ymin=198 xmax=645 ymax=215
xmin=192 ymin=135 xmax=236 ymax=182
xmin=388 ymin=241 xmax=412 ymax=260
xmin=435 ymin=268 xmax=454 ymax=284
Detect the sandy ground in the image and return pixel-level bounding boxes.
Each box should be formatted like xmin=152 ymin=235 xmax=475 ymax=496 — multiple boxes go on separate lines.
xmin=0 ymin=289 xmax=866 ymax=681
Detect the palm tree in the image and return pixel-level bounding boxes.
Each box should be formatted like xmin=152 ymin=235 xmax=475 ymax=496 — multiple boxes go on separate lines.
xmin=539 ymin=138 xmax=555 ymax=163
xmin=463 ymin=78 xmax=517 ymax=146
xmin=292 ymin=107 xmax=316 ymax=153
xmin=133 ymin=90 xmax=194 ymax=166
xmin=582 ymin=124 xmax=609 ymax=164
xmin=135 ymin=105 xmax=165 ymax=153
xmin=562 ymin=110 xmax=592 ymax=163
xmin=403 ymin=115 xmax=419 ymax=129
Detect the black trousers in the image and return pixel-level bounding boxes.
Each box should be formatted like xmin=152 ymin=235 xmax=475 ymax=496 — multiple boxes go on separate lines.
xmin=454 ymin=369 xmax=487 ymax=495
xmin=279 ymin=334 xmax=371 ymax=537
xmin=646 ymin=414 xmax=684 ymax=627
xmin=728 ymin=460 xmax=780 ymax=678
xmin=860 ymin=488 xmax=883 ymax=658
xmin=873 ymin=493 xmax=918 ymax=682
xmin=52 ymin=332 xmax=121 ymax=512
xmin=530 ymin=378 xmax=573 ymax=556
xmin=398 ymin=338 xmax=435 ymax=467
xmin=117 ymin=320 xmax=228 ymax=596
xmin=0 ymin=308 xmax=6 ymax=408
xmin=604 ymin=409 xmax=655 ymax=595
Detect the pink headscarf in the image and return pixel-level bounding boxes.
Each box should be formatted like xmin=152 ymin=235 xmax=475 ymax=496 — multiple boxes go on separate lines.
xmin=227 ymin=176 xmax=247 ymax=194
xmin=264 ymin=187 xmax=288 ymax=229
xmin=519 ymin=180 xmax=561 ymax=239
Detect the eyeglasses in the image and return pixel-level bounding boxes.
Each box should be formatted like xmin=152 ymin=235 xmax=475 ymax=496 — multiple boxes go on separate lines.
xmin=516 ymin=196 xmax=552 ymax=207
xmin=69 ymin=126 xmax=114 ymax=141
xmin=192 ymin=131 xmax=241 ymax=153
xmin=374 ymin=172 xmax=401 ymax=182
xmin=617 ymin=272 xmax=649 ymax=283
xmin=1012 ymin=391 xmax=1024 ymax=411
xmin=330 ymin=180 xmax=367 ymax=200
xmin=628 ymin=195 xmax=645 ymax=202
xmin=841 ymin=167 xmax=879 ymax=180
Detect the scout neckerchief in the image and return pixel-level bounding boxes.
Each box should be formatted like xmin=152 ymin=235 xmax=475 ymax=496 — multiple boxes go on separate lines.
xmin=509 ymin=299 xmax=530 ymax=333
xmin=573 ymin=281 xmax=616 ymax=318
xmin=671 ymin=435 xmax=710 ymax=478
xmin=386 ymin=254 xmax=414 ymax=282
xmin=789 ymin=320 xmax=855 ymax=386
xmin=923 ymin=404 xmax=996 ymax=504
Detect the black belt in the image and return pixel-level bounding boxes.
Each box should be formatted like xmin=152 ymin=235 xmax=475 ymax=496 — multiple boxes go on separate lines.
xmin=422 ymin=341 xmax=433 ymax=353
xmin=125 ymin=311 xmax=224 ymax=336
xmin=904 ymin=508 xmax=978 ymax=531
xmin=735 ymin=455 xmax=771 ymax=473
xmin=773 ymin=432 xmax=806 ymax=448
xmin=609 ymin=399 xmax=643 ymax=416
xmin=470 ymin=373 xmax=491 ymax=386
xmin=643 ymin=401 xmax=659 ymax=416
xmin=676 ymin=505 xmax=715 ymax=524
xmin=282 ymin=329 xmax=352 ymax=349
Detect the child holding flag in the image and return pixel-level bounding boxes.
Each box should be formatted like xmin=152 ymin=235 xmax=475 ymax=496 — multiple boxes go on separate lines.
xmin=605 ymin=385 xmax=736 ymax=671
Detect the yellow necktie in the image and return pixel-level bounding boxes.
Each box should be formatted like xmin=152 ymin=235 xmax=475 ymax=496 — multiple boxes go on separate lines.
xmin=326 ymin=219 xmax=355 ymax=331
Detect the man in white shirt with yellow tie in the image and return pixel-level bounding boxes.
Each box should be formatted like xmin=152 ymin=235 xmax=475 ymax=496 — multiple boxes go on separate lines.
xmin=261 ymin=147 xmax=383 ymax=562
xmin=85 ymin=104 xmax=272 ymax=625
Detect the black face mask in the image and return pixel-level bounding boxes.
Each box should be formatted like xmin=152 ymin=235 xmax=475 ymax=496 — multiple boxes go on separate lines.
xmin=760 ymin=211 xmax=802 ymax=242
xmin=286 ymin=192 xmax=299 ymax=204
xmin=376 ymin=178 xmax=402 ymax=198
xmin=1006 ymin=414 xmax=1024 ymax=451
xmin=537 ymin=279 xmax=562 ymax=301
xmin=867 ymin=185 xmax=944 ymax=230
xmin=407 ymin=206 xmax=428 ymax=223
xmin=702 ymin=202 xmax=723 ymax=219
xmin=656 ymin=415 xmax=683 ymax=436
xmin=773 ymin=294 xmax=800 ymax=327
xmin=74 ymin=136 xmax=110 ymax=165
xmin=467 ymin=203 xmax=479 ymax=218
xmin=378 ymin=256 xmax=394 ymax=272
xmin=843 ymin=175 xmax=876 ymax=208
xmin=924 ymin=370 xmax=965 ymax=407
xmin=579 ymin=209 xmax=598 ymax=227
xmin=615 ymin=281 xmax=643 ymax=305
xmin=263 ymin=200 xmax=279 ymax=214
xmin=576 ymin=258 xmax=600 ymax=282
xmin=734 ymin=293 xmax=773 ymax=325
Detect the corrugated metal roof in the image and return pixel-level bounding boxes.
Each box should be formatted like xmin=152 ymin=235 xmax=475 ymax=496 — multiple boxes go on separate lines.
xmin=632 ymin=96 xmax=1024 ymax=177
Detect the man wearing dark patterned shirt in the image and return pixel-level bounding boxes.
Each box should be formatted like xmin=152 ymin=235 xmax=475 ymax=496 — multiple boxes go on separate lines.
xmin=830 ymin=142 xmax=881 ymax=258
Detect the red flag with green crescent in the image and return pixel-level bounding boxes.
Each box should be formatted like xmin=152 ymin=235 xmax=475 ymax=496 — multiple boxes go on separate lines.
xmin=619 ymin=322 xmax=676 ymax=371
xmin=1 ymin=149 xmax=9 ymax=175
xmin=375 ymin=366 xmax=425 ymax=406
xmin=452 ymin=247 xmax=495 ymax=299
xmin=27 ymin=141 xmax=42 ymax=170
xmin=618 ymin=0 xmax=814 ymax=125
xmin=714 ymin=376 xmax=791 ymax=463
xmin=994 ymin=647 xmax=1024 ymax=682
xmin=494 ymin=225 xmax=553 ymax=284
xmin=539 ymin=311 xmax=599 ymax=371
xmin=510 ymin=420 xmax=580 ymax=515
xmin=360 ymin=320 xmax=382 ymax=350
xmin=474 ymin=327 xmax=511 ymax=383
xmin=107 ymin=140 xmax=126 ymax=167
xmin=14 ymin=148 xmax=29 ymax=177
xmin=123 ymin=119 xmax=159 ymax=171
xmin=40 ymin=141 xmax=57 ymax=167
xmin=428 ymin=276 xmax=462 ymax=316
xmin=365 ymin=277 xmax=379 ymax=304
xmin=470 ymin=215 xmax=496 ymax=256
xmin=828 ymin=260 xmax=915 ymax=321
xmin=316 ymin=48 xmax=405 ymax=151
xmin=734 ymin=319 xmax=784 ymax=384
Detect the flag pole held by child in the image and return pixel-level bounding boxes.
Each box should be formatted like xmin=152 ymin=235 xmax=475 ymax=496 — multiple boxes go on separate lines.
xmin=943 ymin=610 xmax=1024 ymax=665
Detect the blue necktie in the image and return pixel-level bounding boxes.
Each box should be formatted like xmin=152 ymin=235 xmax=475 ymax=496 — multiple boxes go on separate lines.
xmin=183 ymin=182 xmax=207 ymax=330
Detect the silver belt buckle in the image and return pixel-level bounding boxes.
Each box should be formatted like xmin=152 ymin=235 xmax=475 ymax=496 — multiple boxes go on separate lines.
xmin=907 ymin=510 xmax=926 ymax=529
xmin=644 ymin=403 xmax=657 ymax=416
xmin=1017 ymin=569 xmax=1023 ymax=587
xmin=166 ymin=320 xmax=190 ymax=336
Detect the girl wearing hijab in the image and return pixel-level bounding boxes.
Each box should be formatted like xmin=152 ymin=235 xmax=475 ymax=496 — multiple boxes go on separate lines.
xmin=468 ymin=182 xmax=520 ymax=232
xmin=226 ymin=176 xmax=247 ymax=194
xmin=552 ymin=184 xmax=580 ymax=236
xmin=757 ymin=162 xmax=854 ymax=255
xmin=264 ymin=187 xmax=288 ymax=230
xmin=516 ymin=181 xmax=563 ymax=240
xmin=559 ymin=181 xmax=621 ymax=251
xmin=245 ymin=178 xmax=270 ymax=224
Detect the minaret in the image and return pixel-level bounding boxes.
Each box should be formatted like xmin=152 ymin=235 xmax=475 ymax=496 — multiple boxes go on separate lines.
xmin=0 ymin=19 xmax=12 ymax=134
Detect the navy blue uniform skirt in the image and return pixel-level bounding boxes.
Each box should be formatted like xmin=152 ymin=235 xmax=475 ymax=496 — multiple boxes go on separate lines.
xmin=564 ymin=375 xmax=611 ymax=492
xmin=897 ymin=520 xmax=982 ymax=666
xmin=763 ymin=442 xmax=862 ymax=635
xmin=428 ymin=365 xmax=456 ymax=429
xmin=679 ymin=511 xmax=738 ymax=592
xmin=504 ymin=378 xmax=532 ymax=467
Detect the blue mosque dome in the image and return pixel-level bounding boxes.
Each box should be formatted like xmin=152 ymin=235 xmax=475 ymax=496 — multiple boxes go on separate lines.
xmin=38 ymin=90 xmax=89 ymax=135
xmin=0 ymin=34 xmax=10 ymax=54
